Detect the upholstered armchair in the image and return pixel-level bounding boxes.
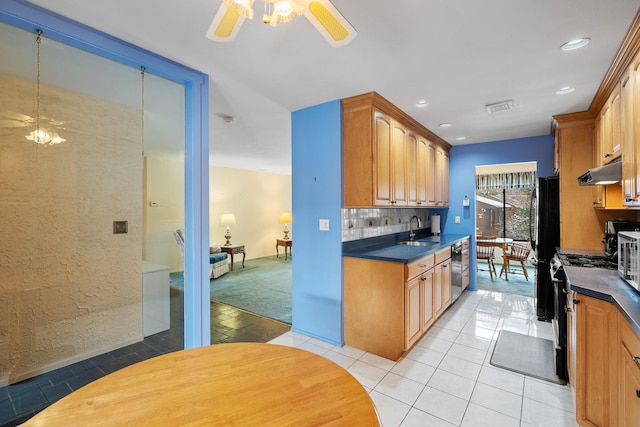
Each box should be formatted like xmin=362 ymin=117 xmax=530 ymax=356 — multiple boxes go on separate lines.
xmin=173 ymin=229 xmax=230 ymax=279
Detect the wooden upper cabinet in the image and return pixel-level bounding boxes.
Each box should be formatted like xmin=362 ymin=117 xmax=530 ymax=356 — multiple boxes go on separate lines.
xmin=342 ymin=92 xmax=451 ymax=208
xmin=435 ymin=146 xmax=449 ymax=206
xmin=427 ymin=141 xmax=437 ymax=205
xmin=406 ymin=131 xmax=418 ymax=206
xmin=635 ymin=60 xmax=640 ymax=201
xmin=392 ymin=122 xmax=408 ymax=205
xmin=373 ymin=112 xmax=393 ymax=205
xmin=621 ymin=70 xmax=636 ymax=204
xmin=600 ymin=84 xmax=621 ymax=164
xmin=416 ymin=136 xmax=429 ymax=206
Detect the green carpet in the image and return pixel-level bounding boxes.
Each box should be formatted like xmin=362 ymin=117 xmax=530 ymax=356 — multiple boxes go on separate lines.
xmin=170 ymin=255 xmax=292 ymax=324
xmin=476 ymin=261 xmax=534 ymax=297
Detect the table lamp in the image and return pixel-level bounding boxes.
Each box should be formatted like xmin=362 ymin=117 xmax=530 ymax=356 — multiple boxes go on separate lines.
xmin=279 ymin=212 xmax=292 ymax=240
xmin=220 ymin=213 xmax=236 ymax=246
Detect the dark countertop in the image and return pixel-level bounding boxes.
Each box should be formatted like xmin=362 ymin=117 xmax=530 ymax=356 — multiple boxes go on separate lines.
xmin=559 ymin=247 xmax=640 ymax=336
xmin=342 ymin=233 xmax=470 ymax=263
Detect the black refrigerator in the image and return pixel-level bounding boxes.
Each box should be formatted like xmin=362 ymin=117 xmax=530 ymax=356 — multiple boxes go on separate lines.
xmin=533 ymin=176 xmax=559 ymax=321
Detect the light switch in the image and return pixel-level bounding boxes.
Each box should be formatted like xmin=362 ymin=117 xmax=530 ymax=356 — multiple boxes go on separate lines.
xmin=319 ymin=219 xmax=330 ymax=231
xmin=455 ymin=216 xmax=461 ymax=224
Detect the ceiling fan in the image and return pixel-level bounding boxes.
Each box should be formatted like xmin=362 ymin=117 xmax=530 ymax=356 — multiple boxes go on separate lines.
xmin=206 ymin=0 xmax=357 ymax=47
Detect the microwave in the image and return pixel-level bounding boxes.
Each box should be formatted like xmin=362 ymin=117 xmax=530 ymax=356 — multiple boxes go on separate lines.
xmin=618 ymin=231 xmax=640 ymax=291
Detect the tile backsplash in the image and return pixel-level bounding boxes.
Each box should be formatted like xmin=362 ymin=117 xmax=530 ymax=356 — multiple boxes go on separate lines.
xmin=341 ymin=208 xmax=434 ymax=242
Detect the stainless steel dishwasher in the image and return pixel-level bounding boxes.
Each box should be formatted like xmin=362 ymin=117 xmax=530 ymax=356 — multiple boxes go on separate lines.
xmin=451 ymin=242 xmax=463 ymax=302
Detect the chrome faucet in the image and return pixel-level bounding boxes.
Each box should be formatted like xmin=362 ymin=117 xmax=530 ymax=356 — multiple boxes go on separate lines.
xmin=409 ymin=215 xmax=421 ymax=240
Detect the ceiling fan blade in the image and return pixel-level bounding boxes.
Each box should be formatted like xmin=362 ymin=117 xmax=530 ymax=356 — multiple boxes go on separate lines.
xmin=302 ymin=0 xmax=357 ymax=47
xmin=206 ymin=1 xmax=252 ymax=42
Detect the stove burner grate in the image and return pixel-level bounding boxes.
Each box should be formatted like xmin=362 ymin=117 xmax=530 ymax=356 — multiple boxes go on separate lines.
xmin=557 ymin=253 xmax=617 ymax=270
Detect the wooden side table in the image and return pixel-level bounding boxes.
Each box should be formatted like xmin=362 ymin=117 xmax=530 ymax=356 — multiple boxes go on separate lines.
xmin=276 ymin=238 xmax=292 ymax=260
xmin=220 ymin=244 xmax=245 ymax=271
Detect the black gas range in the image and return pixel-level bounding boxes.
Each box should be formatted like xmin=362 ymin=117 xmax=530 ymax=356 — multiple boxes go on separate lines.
xmin=556 ymin=253 xmax=617 ymax=270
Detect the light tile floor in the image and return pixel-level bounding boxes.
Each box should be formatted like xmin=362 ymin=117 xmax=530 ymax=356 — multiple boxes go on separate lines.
xmin=269 ymin=290 xmax=578 ymax=427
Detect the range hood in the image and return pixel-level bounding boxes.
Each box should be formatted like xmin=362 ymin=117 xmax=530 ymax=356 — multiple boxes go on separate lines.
xmin=577 ymin=159 xmax=622 ymax=186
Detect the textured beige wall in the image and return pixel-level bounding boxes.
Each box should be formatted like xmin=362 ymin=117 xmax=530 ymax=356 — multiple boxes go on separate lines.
xmin=0 ymin=75 xmax=143 ymax=385
xmin=210 ymin=167 xmax=292 ymax=260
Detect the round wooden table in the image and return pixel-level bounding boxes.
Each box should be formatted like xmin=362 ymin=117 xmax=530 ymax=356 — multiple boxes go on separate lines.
xmin=24 ymin=343 xmax=380 ymax=426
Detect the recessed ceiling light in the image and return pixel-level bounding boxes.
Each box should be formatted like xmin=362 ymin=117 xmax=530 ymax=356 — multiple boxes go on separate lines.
xmin=561 ymin=38 xmax=590 ymax=51
xmin=439 ymin=123 xmax=452 ymax=128
xmin=456 ymin=136 xmax=466 ymax=141
xmin=556 ymin=86 xmax=575 ymax=95
xmin=415 ymin=100 xmax=429 ymax=108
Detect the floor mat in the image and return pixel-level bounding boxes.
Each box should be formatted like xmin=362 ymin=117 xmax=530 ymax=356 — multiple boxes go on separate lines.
xmin=490 ymin=330 xmax=566 ymax=385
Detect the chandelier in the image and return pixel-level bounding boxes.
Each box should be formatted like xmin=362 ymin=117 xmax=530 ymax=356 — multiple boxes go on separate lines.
xmin=24 ymin=29 xmax=66 ymax=146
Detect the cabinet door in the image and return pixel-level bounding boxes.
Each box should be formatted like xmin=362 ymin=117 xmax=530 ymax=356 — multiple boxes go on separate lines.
xmin=619 ymin=332 xmax=640 ymax=425
xmin=441 ymin=260 xmax=451 ymax=309
xmin=392 ymin=122 xmax=408 ymax=205
xmin=373 ymin=111 xmax=393 ymax=206
xmin=427 ymin=142 xmax=436 ymax=205
xmin=567 ymin=292 xmax=576 ymax=392
xmin=405 ymin=275 xmax=422 ymax=349
xmin=635 ymin=62 xmax=640 ymax=200
xmin=434 ymin=260 xmax=451 ymax=317
xmin=435 ymin=147 xmax=449 ymax=206
xmin=407 ymin=131 xmax=419 ymax=206
xmin=442 ymin=150 xmax=450 ymax=206
xmin=575 ymin=294 xmax=618 ymax=427
xmin=621 ymin=70 xmax=636 ymax=204
xmin=417 ymin=137 xmax=428 ymax=205
xmin=421 ymin=268 xmax=435 ymax=331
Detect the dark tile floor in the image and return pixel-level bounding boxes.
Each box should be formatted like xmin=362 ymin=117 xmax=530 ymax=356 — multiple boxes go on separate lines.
xmin=0 ymin=289 xmax=291 ymax=427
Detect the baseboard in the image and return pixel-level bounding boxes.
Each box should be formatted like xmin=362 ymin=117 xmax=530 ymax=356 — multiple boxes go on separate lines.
xmin=1 ymin=335 xmax=143 ymax=387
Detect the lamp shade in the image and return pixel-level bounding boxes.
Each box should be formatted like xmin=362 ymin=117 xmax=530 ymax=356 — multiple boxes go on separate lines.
xmin=279 ymin=212 xmax=292 ymax=224
xmin=220 ymin=213 xmax=237 ymax=227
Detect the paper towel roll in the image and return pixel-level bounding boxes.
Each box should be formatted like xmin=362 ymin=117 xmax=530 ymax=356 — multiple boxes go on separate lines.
xmin=431 ymin=214 xmax=441 ymax=235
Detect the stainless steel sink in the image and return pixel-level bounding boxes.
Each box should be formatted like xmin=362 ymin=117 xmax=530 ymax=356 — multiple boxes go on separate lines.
xmin=398 ymin=241 xmax=438 ymax=246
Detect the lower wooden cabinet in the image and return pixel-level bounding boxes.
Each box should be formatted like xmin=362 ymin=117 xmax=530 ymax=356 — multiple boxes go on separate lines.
xmin=568 ymin=292 xmax=640 ymax=426
xmin=573 ymin=293 xmax=619 ymax=427
xmin=344 ymin=249 xmax=452 ymax=361
xmin=619 ymin=315 xmax=640 ymax=425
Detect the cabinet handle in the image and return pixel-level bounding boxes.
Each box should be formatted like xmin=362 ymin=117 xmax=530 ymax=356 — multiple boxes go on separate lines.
xmin=636 ymin=389 xmax=640 ymax=398
xmin=564 ymin=306 xmax=572 ymax=313
xmin=605 ymin=152 xmax=611 ymax=158
xmin=634 ymin=356 xmax=640 ymax=369
xmin=573 ymin=299 xmax=580 ymax=305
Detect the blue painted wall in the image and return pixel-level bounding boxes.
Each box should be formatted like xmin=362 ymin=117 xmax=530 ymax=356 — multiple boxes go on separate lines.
xmin=435 ymin=135 xmax=555 ymax=290
xmin=291 ymin=100 xmax=343 ymax=345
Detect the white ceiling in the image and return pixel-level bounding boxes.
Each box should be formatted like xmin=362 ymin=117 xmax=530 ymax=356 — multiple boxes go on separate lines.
xmin=25 ymin=0 xmax=640 ymax=175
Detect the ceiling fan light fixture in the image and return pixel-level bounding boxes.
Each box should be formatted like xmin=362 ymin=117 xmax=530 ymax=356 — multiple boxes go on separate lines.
xmin=304 ymin=0 xmax=357 ymax=46
xmin=264 ymin=0 xmax=304 ymax=26
xmin=223 ymin=0 xmax=254 ymax=19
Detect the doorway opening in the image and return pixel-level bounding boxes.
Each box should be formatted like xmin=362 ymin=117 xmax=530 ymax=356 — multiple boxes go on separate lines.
xmin=475 ymin=162 xmax=537 ymax=297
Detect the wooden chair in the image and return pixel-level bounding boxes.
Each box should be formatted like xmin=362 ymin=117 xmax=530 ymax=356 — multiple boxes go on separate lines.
xmin=476 ymin=240 xmax=498 ymax=280
xmin=500 ymin=242 xmax=532 ymax=281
